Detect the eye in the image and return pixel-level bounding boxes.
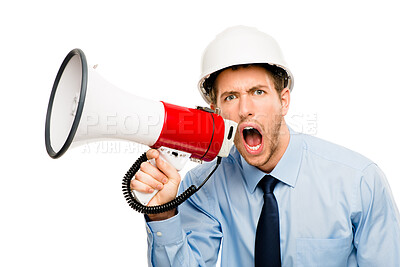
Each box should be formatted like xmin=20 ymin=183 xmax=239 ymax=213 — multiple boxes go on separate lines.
xmin=224 ymin=94 xmax=237 ymax=102
xmin=254 ymin=89 xmax=265 ymax=96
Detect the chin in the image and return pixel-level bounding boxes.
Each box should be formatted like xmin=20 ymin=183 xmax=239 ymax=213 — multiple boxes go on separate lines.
xmin=235 ymin=141 xmax=271 ymax=168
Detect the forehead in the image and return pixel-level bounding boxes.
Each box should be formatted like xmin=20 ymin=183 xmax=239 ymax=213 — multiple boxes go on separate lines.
xmin=214 ymin=65 xmax=274 ymax=93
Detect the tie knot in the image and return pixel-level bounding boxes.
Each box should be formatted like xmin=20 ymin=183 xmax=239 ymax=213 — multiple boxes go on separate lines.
xmin=259 ymin=175 xmax=278 ymax=194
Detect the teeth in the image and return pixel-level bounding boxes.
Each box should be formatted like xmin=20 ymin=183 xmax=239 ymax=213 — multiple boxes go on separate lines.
xmin=244 ymin=126 xmax=254 ymax=130
xmin=246 ymin=143 xmax=261 ymax=151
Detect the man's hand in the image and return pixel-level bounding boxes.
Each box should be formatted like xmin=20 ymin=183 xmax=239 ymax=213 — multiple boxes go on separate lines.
xmin=130 ymin=149 xmax=181 ymax=221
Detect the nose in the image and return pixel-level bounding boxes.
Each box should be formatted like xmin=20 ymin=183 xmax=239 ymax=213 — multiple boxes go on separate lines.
xmin=238 ymin=95 xmax=254 ymax=119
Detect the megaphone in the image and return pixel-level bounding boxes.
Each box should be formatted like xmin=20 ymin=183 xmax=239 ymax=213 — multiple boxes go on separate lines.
xmin=45 ymin=49 xmax=237 ymax=209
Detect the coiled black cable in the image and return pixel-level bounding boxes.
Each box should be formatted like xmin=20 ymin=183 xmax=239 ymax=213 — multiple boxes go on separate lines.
xmin=122 ymin=151 xmax=222 ymax=214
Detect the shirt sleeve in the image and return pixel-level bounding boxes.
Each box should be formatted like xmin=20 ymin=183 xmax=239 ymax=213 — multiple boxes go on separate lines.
xmin=352 ymin=163 xmax=400 ymax=265
xmin=146 ymin=171 xmax=222 ymax=267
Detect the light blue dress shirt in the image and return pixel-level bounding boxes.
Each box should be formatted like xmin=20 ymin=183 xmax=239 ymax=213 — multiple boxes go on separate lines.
xmin=146 ymin=129 xmax=400 ymax=266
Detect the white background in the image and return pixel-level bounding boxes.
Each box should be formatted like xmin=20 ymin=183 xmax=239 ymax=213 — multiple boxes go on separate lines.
xmin=1 ymin=0 xmax=399 ymax=266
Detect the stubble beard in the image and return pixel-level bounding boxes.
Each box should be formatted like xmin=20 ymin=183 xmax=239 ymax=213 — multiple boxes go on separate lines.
xmin=235 ymin=113 xmax=284 ymax=169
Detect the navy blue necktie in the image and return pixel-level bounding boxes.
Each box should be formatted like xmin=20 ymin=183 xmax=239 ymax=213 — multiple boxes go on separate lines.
xmin=255 ymin=175 xmax=281 ymax=267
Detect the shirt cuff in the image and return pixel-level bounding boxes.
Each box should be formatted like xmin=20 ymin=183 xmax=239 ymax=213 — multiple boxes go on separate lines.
xmin=145 ymin=212 xmax=184 ymax=246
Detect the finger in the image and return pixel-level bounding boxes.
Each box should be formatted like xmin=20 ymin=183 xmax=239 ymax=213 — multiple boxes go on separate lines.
xmin=140 ymin=162 xmax=169 ymax=184
xmin=146 ymin=148 xmax=177 ymax=183
xmin=134 ymin=170 xmax=164 ymax=191
xmin=154 ymin=157 xmax=181 ymax=186
xmin=130 ymin=178 xmax=155 ymax=194
xmin=146 ymin=149 xmax=159 ymax=160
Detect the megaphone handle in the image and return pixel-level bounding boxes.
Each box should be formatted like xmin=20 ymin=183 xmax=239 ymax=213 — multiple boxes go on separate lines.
xmin=122 ymin=152 xmax=221 ymax=214
xmin=132 ymin=184 xmax=158 ymax=206
xmin=132 ymin=147 xmax=191 ymax=205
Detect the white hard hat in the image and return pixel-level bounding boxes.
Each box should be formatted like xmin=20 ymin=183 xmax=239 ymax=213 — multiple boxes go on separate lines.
xmin=198 ymin=26 xmax=294 ymax=104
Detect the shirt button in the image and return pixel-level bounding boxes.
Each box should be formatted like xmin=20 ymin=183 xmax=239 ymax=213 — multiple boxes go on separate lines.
xmin=156 ymin=231 xmax=162 ymax=237
xmin=146 ymin=226 xmax=151 ymax=234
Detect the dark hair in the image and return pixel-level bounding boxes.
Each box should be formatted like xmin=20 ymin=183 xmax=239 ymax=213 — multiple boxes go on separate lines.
xmin=203 ymin=63 xmax=288 ymax=104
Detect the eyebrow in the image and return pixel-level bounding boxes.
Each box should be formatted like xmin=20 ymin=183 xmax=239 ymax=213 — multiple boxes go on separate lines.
xmin=219 ymin=85 xmax=270 ymax=99
xmin=248 ymin=85 xmax=270 ymax=91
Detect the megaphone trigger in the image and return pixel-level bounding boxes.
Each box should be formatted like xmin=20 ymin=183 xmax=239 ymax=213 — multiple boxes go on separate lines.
xmin=155 ymin=147 xmax=191 ymax=171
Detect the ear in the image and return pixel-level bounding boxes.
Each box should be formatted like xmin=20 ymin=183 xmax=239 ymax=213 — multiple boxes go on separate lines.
xmin=210 ymin=103 xmax=216 ymax=111
xmin=280 ymin=87 xmax=290 ymax=116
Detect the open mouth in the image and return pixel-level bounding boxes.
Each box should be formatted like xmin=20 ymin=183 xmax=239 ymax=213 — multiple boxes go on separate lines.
xmin=242 ymin=126 xmax=263 ymax=152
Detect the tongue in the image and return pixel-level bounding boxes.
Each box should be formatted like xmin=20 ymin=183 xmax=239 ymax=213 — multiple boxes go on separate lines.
xmin=245 ymin=130 xmax=262 ymax=146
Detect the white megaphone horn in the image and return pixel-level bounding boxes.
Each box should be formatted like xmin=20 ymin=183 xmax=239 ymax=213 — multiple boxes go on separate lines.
xmin=45 ymin=49 xmax=237 ymax=208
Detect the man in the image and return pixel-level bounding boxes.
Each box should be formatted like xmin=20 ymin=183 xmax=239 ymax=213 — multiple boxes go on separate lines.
xmin=131 ymin=26 xmax=400 ymax=266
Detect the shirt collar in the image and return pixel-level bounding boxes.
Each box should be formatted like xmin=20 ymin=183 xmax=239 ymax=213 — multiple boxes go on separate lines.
xmin=239 ymin=126 xmax=304 ymax=193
